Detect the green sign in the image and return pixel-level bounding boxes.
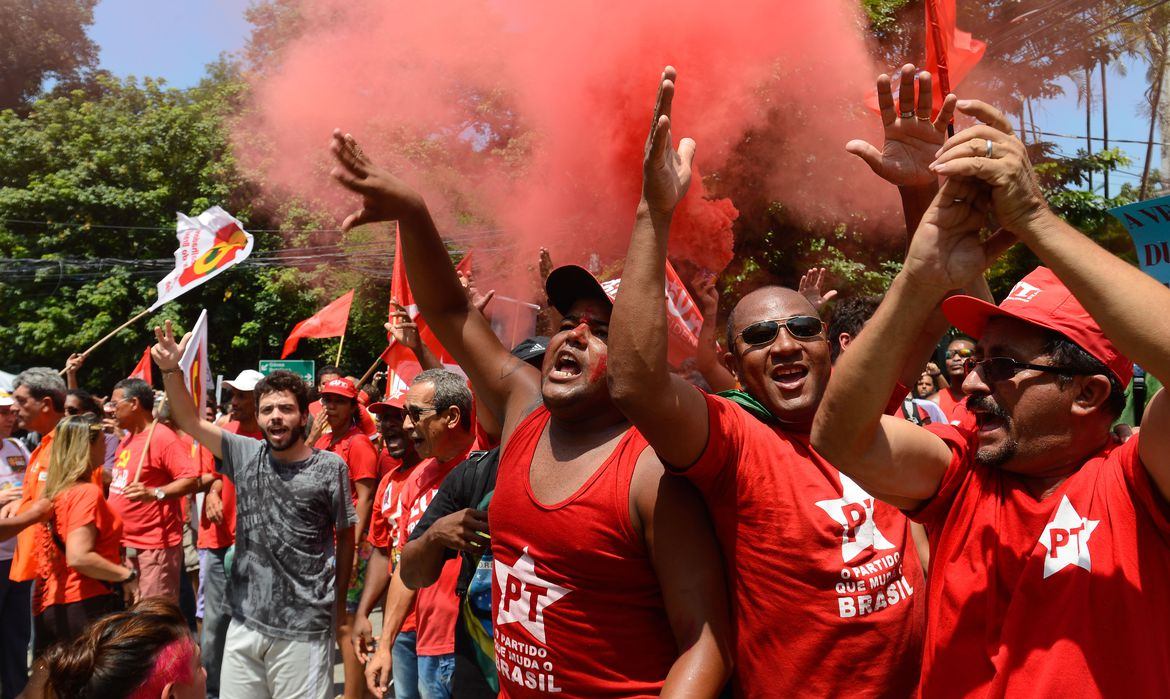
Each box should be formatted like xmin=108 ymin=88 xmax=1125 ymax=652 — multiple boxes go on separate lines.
xmin=258 ymin=359 xmax=315 ymax=385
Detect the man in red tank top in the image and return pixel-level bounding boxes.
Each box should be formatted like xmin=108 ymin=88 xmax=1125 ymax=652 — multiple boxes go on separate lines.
xmin=608 ymin=67 xmax=951 ymax=697
xmin=331 ymin=122 xmax=732 ymax=696
xmin=813 ymin=99 xmax=1170 ymax=697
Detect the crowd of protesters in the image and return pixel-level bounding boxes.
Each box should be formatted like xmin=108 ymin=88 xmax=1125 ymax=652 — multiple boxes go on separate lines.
xmin=0 ymin=61 xmax=1167 ymax=699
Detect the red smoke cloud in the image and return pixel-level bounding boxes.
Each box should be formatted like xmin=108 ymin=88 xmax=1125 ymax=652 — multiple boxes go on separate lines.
xmin=236 ymin=0 xmax=890 ymax=290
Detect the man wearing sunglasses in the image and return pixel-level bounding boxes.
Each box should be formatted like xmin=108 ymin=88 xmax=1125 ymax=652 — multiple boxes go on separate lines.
xmin=331 ymin=121 xmax=731 ymax=696
xmin=935 ymin=336 xmax=975 ymax=418
xmin=813 ymin=100 xmax=1170 ymax=695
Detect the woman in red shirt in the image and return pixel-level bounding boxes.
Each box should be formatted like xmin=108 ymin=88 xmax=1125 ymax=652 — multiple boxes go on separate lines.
xmin=34 ymin=415 xmax=136 ymax=655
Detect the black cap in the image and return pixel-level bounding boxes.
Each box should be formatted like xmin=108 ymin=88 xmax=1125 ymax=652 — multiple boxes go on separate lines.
xmin=544 ymin=265 xmax=616 ymax=316
xmin=510 ymin=336 xmax=550 ymax=367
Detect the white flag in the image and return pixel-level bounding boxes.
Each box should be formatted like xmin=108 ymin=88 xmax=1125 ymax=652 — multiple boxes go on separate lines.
xmin=150 ymin=206 xmax=254 ymax=311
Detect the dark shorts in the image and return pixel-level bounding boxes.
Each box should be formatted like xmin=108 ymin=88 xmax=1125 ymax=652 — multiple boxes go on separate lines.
xmin=34 ymin=593 xmax=121 ymax=656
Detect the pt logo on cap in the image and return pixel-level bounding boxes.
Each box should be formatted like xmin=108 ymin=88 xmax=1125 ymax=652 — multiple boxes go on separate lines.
xmin=1007 ymin=281 xmax=1043 ymax=303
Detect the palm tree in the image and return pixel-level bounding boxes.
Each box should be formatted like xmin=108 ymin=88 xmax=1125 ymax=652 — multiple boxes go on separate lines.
xmin=1120 ymin=3 xmax=1170 ymax=200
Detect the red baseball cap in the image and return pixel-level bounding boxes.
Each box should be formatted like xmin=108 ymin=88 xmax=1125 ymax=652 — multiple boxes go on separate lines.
xmin=942 ymin=266 xmax=1132 ymax=386
xmin=545 ymin=265 xmax=620 ymax=316
xmin=319 ymin=377 xmax=359 ymax=399
xmin=367 ymin=401 xmax=403 ymax=416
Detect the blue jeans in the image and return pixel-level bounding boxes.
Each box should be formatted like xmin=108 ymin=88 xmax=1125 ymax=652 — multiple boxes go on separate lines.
xmin=392 ymin=631 xmax=421 ymax=699
xmin=200 ymin=547 xmax=231 ymax=699
xmin=416 ymin=653 xmax=455 ymax=699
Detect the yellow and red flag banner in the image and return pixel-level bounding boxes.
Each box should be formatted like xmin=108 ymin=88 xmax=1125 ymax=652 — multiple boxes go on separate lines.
xmin=128 ymin=346 xmax=153 ymax=385
xmin=282 ymin=290 xmax=355 ymax=358
xmin=150 ymin=206 xmax=254 ymax=311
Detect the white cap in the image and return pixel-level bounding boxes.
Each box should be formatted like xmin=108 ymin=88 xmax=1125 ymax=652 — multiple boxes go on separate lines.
xmin=223 ymin=370 xmax=265 ymax=392
xmin=0 ymin=391 xmax=12 ymax=407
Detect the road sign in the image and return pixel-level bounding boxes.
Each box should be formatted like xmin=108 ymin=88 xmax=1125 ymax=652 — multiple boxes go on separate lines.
xmin=258 ymin=359 xmax=315 ymax=385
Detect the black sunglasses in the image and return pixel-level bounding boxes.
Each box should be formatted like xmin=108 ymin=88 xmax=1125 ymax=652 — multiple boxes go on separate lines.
xmin=737 ymin=316 xmax=825 ymax=346
xmin=963 ymin=357 xmax=1097 ymax=384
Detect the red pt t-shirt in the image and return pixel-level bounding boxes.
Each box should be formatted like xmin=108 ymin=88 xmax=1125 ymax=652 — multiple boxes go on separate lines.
xmin=490 ymin=407 xmax=678 ymax=699
xmin=396 ymin=445 xmax=472 ymax=656
xmin=368 ymin=453 xmax=420 ymax=634
xmin=681 ymin=391 xmax=925 ymax=698
xmin=108 ymin=423 xmax=198 ymax=549
xmin=35 ymin=482 xmax=123 ymax=614
xmin=911 ymin=420 xmax=1170 ymax=697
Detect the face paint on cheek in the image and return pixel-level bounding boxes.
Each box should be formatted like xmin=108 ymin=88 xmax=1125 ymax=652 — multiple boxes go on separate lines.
xmin=590 ymin=353 xmax=608 ymax=382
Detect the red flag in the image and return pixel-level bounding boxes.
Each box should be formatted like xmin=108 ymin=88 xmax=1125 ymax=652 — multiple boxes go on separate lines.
xmin=388 ymin=224 xmax=472 ymax=366
xmin=128 ymin=347 xmax=153 ymax=384
xmin=379 ymin=343 xmax=423 ymax=408
xmin=924 ymin=0 xmax=985 ymax=116
xmin=282 ymin=289 xmax=355 ymax=358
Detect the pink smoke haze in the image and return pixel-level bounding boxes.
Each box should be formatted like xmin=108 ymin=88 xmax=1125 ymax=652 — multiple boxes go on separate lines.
xmin=236 ymin=0 xmax=895 ymax=289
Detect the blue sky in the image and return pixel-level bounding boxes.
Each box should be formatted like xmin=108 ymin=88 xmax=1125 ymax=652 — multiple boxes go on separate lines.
xmin=89 ymin=0 xmax=1159 ymax=194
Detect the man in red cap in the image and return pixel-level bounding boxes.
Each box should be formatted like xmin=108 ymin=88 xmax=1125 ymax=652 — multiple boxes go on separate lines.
xmin=813 ymin=99 xmax=1170 ymax=696
xmin=330 ymin=117 xmax=732 ymax=696
xmin=314 ymin=376 xmax=379 ymax=699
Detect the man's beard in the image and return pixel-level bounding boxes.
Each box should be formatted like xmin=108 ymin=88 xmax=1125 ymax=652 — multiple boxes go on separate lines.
xmin=262 ymin=424 xmax=300 ymax=452
xmin=968 ymin=395 xmax=1018 ymax=468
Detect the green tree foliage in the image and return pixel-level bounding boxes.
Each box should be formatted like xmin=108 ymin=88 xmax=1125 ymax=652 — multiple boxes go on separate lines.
xmin=0 ymin=0 xmax=99 ymax=111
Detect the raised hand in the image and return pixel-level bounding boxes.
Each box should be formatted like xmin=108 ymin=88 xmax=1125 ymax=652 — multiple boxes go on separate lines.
xmin=151 ymin=321 xmax=190 ymax=372
xmin=65 ymin=352 xmax=86 ymax=374
xmin=930 ymin=100 xmax=1050 ymax=235
xmin=330 ymin=130 xmax=426 ymax=231
xmin=385 ymin=299 xmax=421 ymax=350
xmin=458 ymin=270 xmax=495 ymax=314
xmin=641 ymin=66 xmax=697 ymax=215
xmin=692 ymin=271 xmax=718 ymax=318
xmin=798 ymin=267 xmax=839 ymax=310
xmin=847 ymin=65 xmax=957 ymax=188
xmin=538 ymin=247 xmax=554 ymax=282
xmin=903 ymin=176 xmax=1015 ymax=293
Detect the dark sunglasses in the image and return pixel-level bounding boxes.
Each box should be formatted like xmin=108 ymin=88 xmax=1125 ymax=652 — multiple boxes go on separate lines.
xmin=405 ymin=404 xmax=438 ymax=422
xmin=945 ymin=347 xmax=975 ymax=359
xmin=963 ymin=357 xmax=1097 ymax=384
xmin=737 ymin=316 xmax=824 ymax=346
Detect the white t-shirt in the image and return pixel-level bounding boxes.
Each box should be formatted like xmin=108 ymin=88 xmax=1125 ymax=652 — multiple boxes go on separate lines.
xmin=0 ymin=438 xmax=31 ymax=560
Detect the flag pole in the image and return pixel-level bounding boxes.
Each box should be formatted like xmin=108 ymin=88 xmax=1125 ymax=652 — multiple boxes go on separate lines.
xmin=335 ymin=331 xmax=346 ymax=367
xmin=131 ymin=419 xmax=159 ymax=484
xmin=357 ymin=346 xmax=391 ymax=389
xmin=59 ymin=308 xmax=153 ymax=374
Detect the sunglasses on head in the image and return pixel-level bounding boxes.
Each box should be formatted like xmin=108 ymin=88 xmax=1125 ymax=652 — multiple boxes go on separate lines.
xmin=737 ymin=316 xmax=824 ymax=346
xmin=963 ymin=357 xmax=1098 ymax=384
xmin=946 ymin=347 xmax=975 ymax=359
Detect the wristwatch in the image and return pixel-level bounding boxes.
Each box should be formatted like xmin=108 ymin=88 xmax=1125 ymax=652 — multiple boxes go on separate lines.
xmin=153 ymin=488 xmax=165 ymax=501
xmin=123 ymin=568 xmax=138 ymax=584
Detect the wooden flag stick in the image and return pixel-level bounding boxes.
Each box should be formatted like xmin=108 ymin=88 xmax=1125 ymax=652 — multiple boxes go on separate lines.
xmin=131 ymin=419 xmax=159 ymax=484
xmin=60 ymin=308 xmax=153 ymax=375
xmin=357 ymin=346 xmax=391 ymax=389
xmin=335 ymin=332 xmax=346 ymax=367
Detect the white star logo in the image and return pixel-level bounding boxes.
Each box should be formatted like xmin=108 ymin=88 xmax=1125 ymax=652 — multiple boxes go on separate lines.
xmin=1038 ymin=495 xmax=1099 ymax=578
xmin=494 ymin=547 xmax=569 ymax=643
xmin=388 ymin=372 xmax=409 ymax=400
xmin=815 ymin=474 xmax=896 ymax=563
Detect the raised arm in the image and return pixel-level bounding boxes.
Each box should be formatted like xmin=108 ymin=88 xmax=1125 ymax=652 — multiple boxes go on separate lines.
xmin=609 ymin=67 xmax=711 ymax=468
xmin=812 ymin=171 xmax=1015 ymax=509
xmin=691 ymin=273 xmax=737 ymax=393
xmin=330 ymin=132 xmax=540 ymax=431
xmin=932 ymin=100 xmax=1170 ymax=501
xmin=151 ymin=321 xmax=224 ymax=458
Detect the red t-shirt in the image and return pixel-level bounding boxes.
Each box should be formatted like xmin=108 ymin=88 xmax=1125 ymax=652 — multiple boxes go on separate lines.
xmin=935 ymin=386 xmax=966 ymax=421
xmin=396 ymin=444 xmax=473 ymax=656
xmin=368 ymin=452 xmax=420 ymax=634
xmin=683 ymin=392 xmax=925 ymax=698
xmin=197 ymin=422 xmax=262 ymax=549
xmin=10 ymin=429 xmax=55 ymax=582
xmin=490 ymin=407 xmax=678 ymax=698
xmin=911 ymin=421 xmax=1170 ymax=696
xmin=107 ymin=423 xmax=198 ymax=549
xmin=315 ymin=425 xmax=379 ymax=512
xmin=35 ymin=482 xmax=123 ymax=614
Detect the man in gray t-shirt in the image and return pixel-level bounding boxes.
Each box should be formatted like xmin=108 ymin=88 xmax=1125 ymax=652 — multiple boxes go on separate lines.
xmin=153 ymin=322 xmax=356 ymax=699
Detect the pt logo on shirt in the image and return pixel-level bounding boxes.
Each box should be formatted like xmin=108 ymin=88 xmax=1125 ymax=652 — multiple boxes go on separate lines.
xmin=815 ymin=474 xmax=896 ymax=563
xmin=1038 ymin=495 xmax=1099 ymax=578
xmin=494 ymin=547 xmax=569 ymax=644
